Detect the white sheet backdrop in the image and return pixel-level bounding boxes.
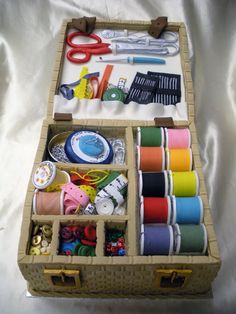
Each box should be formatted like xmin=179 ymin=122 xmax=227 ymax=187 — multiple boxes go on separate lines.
xmin=0 ymin=0 xmax=236 ymax=313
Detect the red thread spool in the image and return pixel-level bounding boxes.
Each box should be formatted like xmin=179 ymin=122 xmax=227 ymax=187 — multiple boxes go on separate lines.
xmin=137 ymin=146 xmax=165 ymax=171
xmin=140 ymin=196 xmax=171 ymax=224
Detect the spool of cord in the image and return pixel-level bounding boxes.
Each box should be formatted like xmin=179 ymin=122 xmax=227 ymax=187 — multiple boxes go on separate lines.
xmin=172 ymin=196 xmax=203 ymax=224
xmin=137 ymin=146 xmax=165 ymax=171
xmin=33 ymin=190 xmax=64 ymax=215
xmin=140 ymin=224 xmax=173 ymax=255
xmin=169 ymin=171 xmax=199 ymax=196
xmin=103 ymin=88 xmax=125 ymax=102
xmin=139 ymin=171 xmax=168 ymax=197
xmin=165 ymin=128 xmax=191 ymax=148
xmin=174 ymin=224 xmax=207 ymax=255
xmin=140 ymin=196 xmax=171 ymax=224
xmin=137 ymin=127 xmax=164 ymax=147
xmin=166 ymin=148 xmax=192 ymax=171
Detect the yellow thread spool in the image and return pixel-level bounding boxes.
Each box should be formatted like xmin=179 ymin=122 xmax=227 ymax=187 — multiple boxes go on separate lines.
xmin=170 ymin=171 xmax=199 ymax=196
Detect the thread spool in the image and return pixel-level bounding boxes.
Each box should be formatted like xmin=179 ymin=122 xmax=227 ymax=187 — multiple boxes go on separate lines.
xmin=174 ymin=224 xmax=207 ymax=255
xmin=140 ymin=224 xmax=173 ymax=255
xmin=140 ymin=196 xmax=171 ymax=224
xmin=169 ymin=171 xmax=199 ymax=196
xmin=137 ymin=146 xmax=165 ymax=171
xmin=137 ymin=127 xmax=164 ymax=147
xmin=139 ymin=171 xmax=168 ymax=197
xmin=165 ymin=128 xmax=191 ymax=148
xmin=32 ymin=161 xmax=70 ymax=190
xmin=172 ymin=196 xmax=203 ymax=224
xmin=166 ymin=148 xmax=192 ymax=172
xmin=33 ymin=190 xmax=64 ymax=215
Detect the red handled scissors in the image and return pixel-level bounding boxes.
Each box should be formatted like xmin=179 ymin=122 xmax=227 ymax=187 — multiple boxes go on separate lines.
xmin=66 ymin=32 xmax=112 ymax=64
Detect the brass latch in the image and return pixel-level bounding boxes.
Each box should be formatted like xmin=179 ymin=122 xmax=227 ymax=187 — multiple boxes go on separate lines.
xmin=44 ymin=269 xmax=81 ymax=289
xmin=154 ymin=269 xmax=192 ymax=290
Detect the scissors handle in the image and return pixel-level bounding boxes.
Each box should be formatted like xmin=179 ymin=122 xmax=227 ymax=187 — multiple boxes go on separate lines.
xmin=67 ymin=32 xmax=102 ymax=48
xmin=67 ymin=45 xmax=111 ymax=64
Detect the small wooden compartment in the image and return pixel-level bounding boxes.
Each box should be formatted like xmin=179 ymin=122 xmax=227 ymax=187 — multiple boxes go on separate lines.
xmin=18 ymin=18 xmax=220 ymax=298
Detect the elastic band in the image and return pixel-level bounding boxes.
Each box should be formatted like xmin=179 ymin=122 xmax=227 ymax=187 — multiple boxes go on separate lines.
xmin=70 ymin=170 xmax=109 ymax=185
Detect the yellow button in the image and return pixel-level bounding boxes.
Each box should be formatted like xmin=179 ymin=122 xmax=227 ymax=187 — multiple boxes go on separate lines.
xmin=29 ymin=246 xmax=41 ymax=255
xmin=31 ymin=235 xmax=42 ymax=246
xmin=42 ymin=225 xmax=52 ymax=237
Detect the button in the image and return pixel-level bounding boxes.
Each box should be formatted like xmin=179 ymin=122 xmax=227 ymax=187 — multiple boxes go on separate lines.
xmin=81 ymin=239 xmax=96 ymax=247
xmin=84 ymin=225 xmax=96 ymax=241
xmin=77 ymin=245 xmax=96 ymax=256
xmin=96 ymin=198 xmax=114 ymax=215
xmin=41 ymin=240 xmax=48 ymax=247
xmin=42 ymin=224 xmax=52 ymax=237
xmin=32 ymin=161 xmax=56 ymax=189
xmin=31 ymin=235 xmax=42 ymax=246
xmin=29 ymin=246 xmax=41 ymax=255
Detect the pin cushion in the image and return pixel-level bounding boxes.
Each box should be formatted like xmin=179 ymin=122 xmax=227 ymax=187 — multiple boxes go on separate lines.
xmin=65 ymin=130 xmax=113 ymax=164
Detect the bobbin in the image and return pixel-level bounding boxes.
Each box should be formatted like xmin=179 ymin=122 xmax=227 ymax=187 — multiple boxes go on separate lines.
xmin=32 ymin=189 xmax=65 ymax=215
xmin=136 ymin=146 xmax=165 ymax=172
xmin=137 ymin=127 xmax=164 ymax=147
xmin=140 ymin=196 xmax=171 ymax=224
xmin=171 ymin=196 xmax=203 ymax=224
xmin=169 ymin=170 xmax=199 ymax=196
xmin=140 ymin=224 xmax=174 ymax=255
xmin=138 ymin=170 xmax=168 ymax=197
xmin=173 ymin=223 xmax=208 ymax=255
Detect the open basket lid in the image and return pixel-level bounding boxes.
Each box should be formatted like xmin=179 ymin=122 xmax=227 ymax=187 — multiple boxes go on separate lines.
xmin=47 ymin=18 xmax=194 ymax=127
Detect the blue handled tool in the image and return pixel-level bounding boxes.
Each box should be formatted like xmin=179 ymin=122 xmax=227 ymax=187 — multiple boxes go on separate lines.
xmin=97 ymin=56 xmax=166 ymax=64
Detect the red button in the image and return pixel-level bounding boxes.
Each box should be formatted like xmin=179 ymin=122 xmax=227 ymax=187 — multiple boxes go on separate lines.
xmin=84 ymin=225 xmax=96 ymax=241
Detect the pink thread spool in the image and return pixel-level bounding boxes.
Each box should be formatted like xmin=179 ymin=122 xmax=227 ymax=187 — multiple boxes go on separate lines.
xmin=33 ymin=189 xmax=64 ymax=215
xmin=165 ymin=128 xmax=191 ymax=148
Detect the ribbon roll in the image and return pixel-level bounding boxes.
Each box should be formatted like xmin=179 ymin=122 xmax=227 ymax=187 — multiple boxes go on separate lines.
xmin=137 ymin=127 xmax=164 ymax=147
xmin=169 ymin=171 xmax=199 ymax=197
xmin=174 ymin=224 xmax=207 ymax=255
xmin=61 ymin=182 xmax=90 ymax=215
xmin=172 ymin=196 xmax=203 ymax=224
xmin=140 ymin=196 xmax=171 ymax=224
xmin=33 ymin=190 xmax=64 ymax=215
xmin=137 ymin=146 xmax=165 ymax=172
xmin=166 ymin=148 xmax=192 ymax=172
xmin=140 ymin=224 xmax=173 ymax=255
xmin=139 ymin=171 xmax=168 ymax=197
xmin=165 ymin=128 xmax=191 ymax=148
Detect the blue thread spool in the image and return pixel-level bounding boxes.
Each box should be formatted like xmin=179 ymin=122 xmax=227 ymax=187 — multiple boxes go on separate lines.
xmin=172 ymin=196 xmax=203 ymax=224
xmin=140 ymin=224 xmax=173 ymax=255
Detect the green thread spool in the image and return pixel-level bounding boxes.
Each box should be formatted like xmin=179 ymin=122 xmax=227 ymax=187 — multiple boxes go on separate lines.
xmin=103 ymin=88 xmax=125 ymax=102
xmin=137 ymin=127 xmax=164 ymax=147
xmin=174 ymin=224 xmax=207 ymax=255
xmin=170 ymin=170 xmax=199 ymax=196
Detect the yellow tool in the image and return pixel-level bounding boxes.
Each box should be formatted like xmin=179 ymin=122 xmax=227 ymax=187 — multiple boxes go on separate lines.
xmin=74 ymin=67 xmax=93 ymax=99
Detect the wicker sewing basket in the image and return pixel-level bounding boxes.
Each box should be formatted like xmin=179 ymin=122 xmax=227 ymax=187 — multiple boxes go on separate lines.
xmin=18 ymin=18 xmax=221 ymax=297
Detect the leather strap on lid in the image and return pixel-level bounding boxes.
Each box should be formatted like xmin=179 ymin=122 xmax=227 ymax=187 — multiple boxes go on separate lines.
xmin=154 ymin=117 xmax=174 ymax=128
xmin=72 ymin=17 xmax=96 ymax=34
xmin=148 ymin=17 xmax=168 ymax=38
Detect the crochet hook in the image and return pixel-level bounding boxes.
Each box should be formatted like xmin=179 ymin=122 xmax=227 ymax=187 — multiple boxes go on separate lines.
xmin=96 ymin=56 xmax=166 ymax=64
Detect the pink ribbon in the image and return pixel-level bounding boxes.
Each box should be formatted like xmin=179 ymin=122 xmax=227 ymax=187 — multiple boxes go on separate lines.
xmin=61 ymin=182 xmax=90 ymax=215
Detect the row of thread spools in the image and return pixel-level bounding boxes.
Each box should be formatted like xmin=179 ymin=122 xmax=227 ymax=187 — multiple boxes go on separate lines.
xmin=137 ymin=127 xmax=207 ymax=256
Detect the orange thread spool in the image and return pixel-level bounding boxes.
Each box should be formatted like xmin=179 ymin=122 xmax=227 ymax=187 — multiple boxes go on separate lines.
xmin=137 ymin=146 xmax=164 ymax=171
xmin=167 ymin=148 xmax=192 ymax=172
